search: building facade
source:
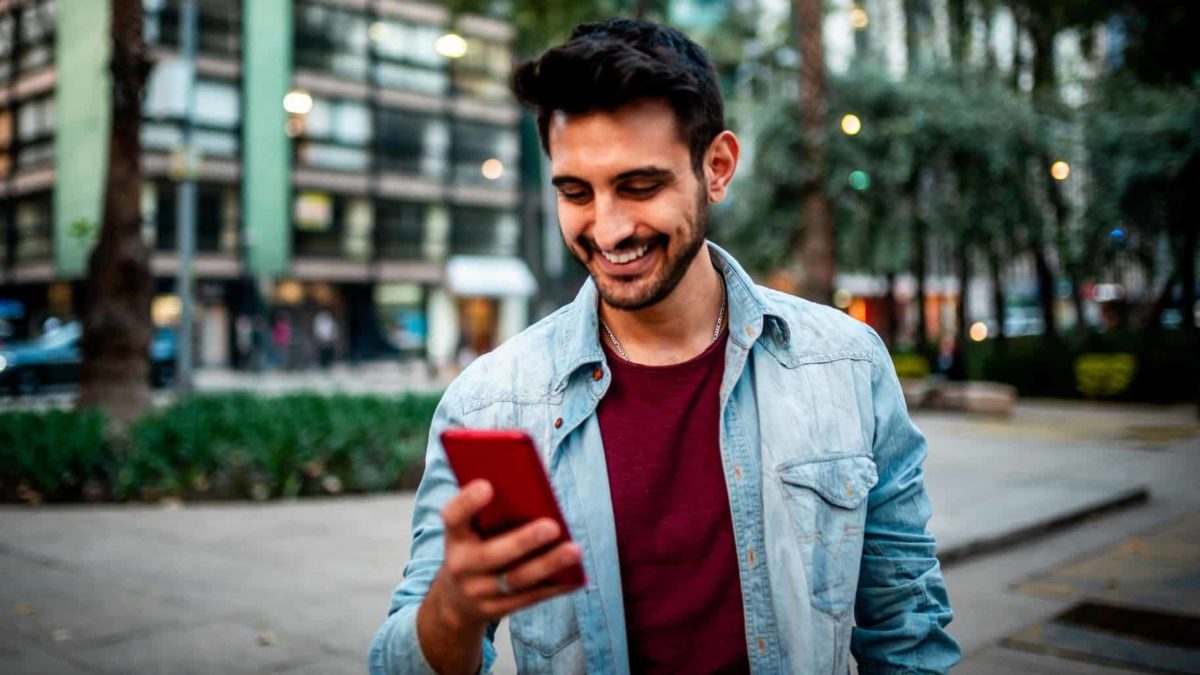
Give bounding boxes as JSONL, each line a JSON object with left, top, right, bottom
{"left": 0, "top": 0, "right": 536, "bottom": 370}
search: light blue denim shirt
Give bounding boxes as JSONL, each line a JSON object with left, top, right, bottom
{"left": 370, "top": 243, "right": 960, "bottom": 674}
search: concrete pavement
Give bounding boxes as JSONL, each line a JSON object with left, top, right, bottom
{"left": 1, "top": 400, "right": 1197, "bottom": 674}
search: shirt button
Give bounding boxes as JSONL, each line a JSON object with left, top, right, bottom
{"left": 757, "top": 637, "right": 766, "bottom": 655}
{"left": 592, "top": 368, "right": 603, "bottom": 381}
{"left": 845, "top": 482, "right": 854, "bottom": 497}
{"left": 744, "top": 326, "right": 754, "bottom": 337}
{"left": 734, "top": 464, "right": 743, "bottom": 480}
{"left": 554, "top": 417, "right": 563, "bottom": 429}
{"left": 747, "top": 548, "right": 756, "bottom": 566}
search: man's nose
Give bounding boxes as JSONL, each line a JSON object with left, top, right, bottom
{"left": 591, "top": 197, "right": 636, "bottom": 251}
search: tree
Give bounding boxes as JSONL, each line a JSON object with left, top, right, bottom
{"left": 792, "top": 0, "right": 835, "bottom": 305}
{"left": 77, "top": 0, "right": 154, "bottom": 426}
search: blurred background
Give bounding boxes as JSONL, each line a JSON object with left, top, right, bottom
{"left": 0, "top": 1, "right": 1197, "bottom": 674}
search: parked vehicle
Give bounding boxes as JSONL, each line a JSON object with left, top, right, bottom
{"left": 0, "top": 322, "right": 176, "bottom": 396}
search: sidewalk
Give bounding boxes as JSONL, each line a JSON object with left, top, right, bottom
{"left": 1, "top": 401, "right": 1197, "bottom": 674}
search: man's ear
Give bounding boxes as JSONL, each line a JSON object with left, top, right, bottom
{"left": 704, "top": 131, "right": 740, "bottom": 204}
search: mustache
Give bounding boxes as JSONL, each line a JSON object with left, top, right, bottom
{"left": 577, "top": 233, "right": 667, "bottom": 254}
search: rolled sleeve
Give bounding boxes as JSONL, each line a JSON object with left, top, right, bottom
{"left": 368, "top": 388, "right": 499, "bottom": 674}
{"left": 852, "top": 329, "right": 960, "bottom": 674}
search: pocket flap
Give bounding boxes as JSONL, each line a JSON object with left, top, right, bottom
{"left": 778, "top": 455, "right": 879, "bottom": 509}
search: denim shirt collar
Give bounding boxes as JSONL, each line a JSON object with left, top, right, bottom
{"left": 551, "top": 241, "right": 793, "bottom": 392}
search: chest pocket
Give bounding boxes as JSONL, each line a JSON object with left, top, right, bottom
{"left": 777, "top": 454, "right": 878, "bottom": 618}
{"left": 509, "top": 593, "right": 585, "bottom": 673}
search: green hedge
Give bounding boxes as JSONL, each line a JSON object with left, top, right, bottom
{"left": 0, "top": 393, "right": 441, "bottom": 504}
{"left": 964, "top": 329, "right": 1199, "bottom": 402}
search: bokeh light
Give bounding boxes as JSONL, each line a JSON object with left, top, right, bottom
{"left": 283, "top": 89, "right": 313, "bottom": 115}
{"left": 1050, "top": 160, "right": 1071, "bottom": 181}
{"left": 848, "top": 170, "right": 871, "bottom": 191}
{"left": 850, "top": 7, "right": 869, "bottom": 30}
{"left": 969, "top": 322, "right": 989, "bottom": 342}
{"left": 841, "top": 113, "right": 862, "bottom": 135}
{"left": 833, "top": 289, "right": 853, "bottom": 309}
{"left": 435, "top": 33, "right": 468, "bottom": 59}
{"left": 481, "top": 158, "right": 504, "bottom": 180}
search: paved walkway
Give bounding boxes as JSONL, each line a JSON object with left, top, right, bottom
{"left": 1, "top": 401, "right": 1197, "bottom": 674}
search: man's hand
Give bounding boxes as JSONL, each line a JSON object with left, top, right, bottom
{"left": 416, "top": 480, "right": 584, "bottom": 674}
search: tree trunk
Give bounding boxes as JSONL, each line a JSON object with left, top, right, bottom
{"left": 794, "top": 0, "right": 835, "bottom": 305}
{"left": 77, "top": 0, "right": 154, "bottom": 427}
{"left": 1031, "top": 244, "right": 1057, "bottom": 340}
{"left": 914, "top": 215, "right": 929, "bottom": 350}
{"left": 884, "top": 271, "right": 898, "bottom": 347}
{"left": 989, "top": 246, "right": 1007, "bottom": 353}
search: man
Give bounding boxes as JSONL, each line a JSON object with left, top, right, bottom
{"left": 371, "top": 18, "right": 959, "bottom": 674}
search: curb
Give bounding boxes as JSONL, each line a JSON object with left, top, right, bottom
{"left": 938, "top": 486, "right": 1151, "bottom": 567}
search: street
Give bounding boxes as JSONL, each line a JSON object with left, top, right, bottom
{"left": 1, "top": 400, "right": 1197, "bottom": 674}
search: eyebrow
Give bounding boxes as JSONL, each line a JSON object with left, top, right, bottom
{"left": 551, "top": 166, "right": 675, "bottom": 188}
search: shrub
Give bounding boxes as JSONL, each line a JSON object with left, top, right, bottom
{"left": 0, "top": 392, "right": 441, "bottom": 503}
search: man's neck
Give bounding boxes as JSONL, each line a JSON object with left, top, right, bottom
{"left": 599, "top": 247, "right": 725, "bottom": 366}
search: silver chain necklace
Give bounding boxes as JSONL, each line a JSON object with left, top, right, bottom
{"left": 600, "top": 278, "right": 726, "bottom": 362}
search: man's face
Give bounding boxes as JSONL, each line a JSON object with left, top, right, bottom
{"left": 548, "top": 99, "right": 709, "bottom": 311}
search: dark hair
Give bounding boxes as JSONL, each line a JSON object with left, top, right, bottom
{"left": 511, "top": 18, "right": 725, "bottom": 174}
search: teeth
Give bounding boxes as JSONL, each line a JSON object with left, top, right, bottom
{"left": 601, "top": 244, "right": 649, "bottom": 264}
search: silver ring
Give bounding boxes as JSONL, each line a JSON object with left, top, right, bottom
{"left": 497, "top": 572, "right": 513, "bottom": 595}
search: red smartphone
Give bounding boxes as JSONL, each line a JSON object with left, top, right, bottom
{"left": 440, "top": 429, "right": 586, "bottom": 588}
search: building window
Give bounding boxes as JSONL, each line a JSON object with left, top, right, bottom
{"left": 453, "top": 35, "right": 511, "bottom": 101}
{"left": 143, "top": 74, "right": 241, "bottom": 158}
{"left": 0, "top": 13, "right": 14, "bottom": 85}
{"left": 0, "top": 108, "right": 12, "bottom": 178}
{"left": 377, "top": 200, "right": 426, "bottom": 260}
{"left": 294, "top": 97, "right": 371, "bottom": 172}
{"left": 18, "top": 0, "right": 56, "bottom": 75}
{"left": 369, "top": 19, "right": 448, "bottom": 96}
{"left": 294, "top": 1, "right": 368, "bottom": 81}
{"left": 450, "top": 207, "right": 519, "bottom": 256}
{"left": 375, "top": 108, "right": 446, "bottom": 178}
{"left": 151, "top": 181, "right": 240, "bottom": 254}
{"left": 452, "top": 120, "right": 517, "bottom": 187}
{"left": 14, "top": 192, "right": 52, "bottom": 263}
{"left": 144, "top": 0, "right": 241, "bottom": 58}
{"left": 16, "top": 95, "right": 54, "bottom": 170}
{"left": 293, "top": 192, "right": 373, "bottom": 261}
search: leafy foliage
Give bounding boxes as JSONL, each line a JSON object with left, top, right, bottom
{"left": 0, "top": 393, "right": 441, "bottom": 503}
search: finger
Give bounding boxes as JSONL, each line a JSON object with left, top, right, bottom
{"left": 497, "top": 542, "right": 582, "bottom": 594}
{"left": 473, "top": 518, "right": 561, "bottom": 571}
{"left": 481, "top": 582, "right": 584, "bottom": 620}
{"left": 440, "top": 480, "right": 492, "bottom": 538}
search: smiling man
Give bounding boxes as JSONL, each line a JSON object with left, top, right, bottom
{"left": 370, "top": 18, "right": 959, "bottom": 675}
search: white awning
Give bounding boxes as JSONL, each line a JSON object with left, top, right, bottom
{"left": 446, "top": 256, "right": 538, "bottom": 298}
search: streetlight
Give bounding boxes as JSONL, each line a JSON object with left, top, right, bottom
{"left": 434, "top": 33, "right": 468, "bottom": 59}
{"left": 840, "top": 113, "right": 862, "bottom": 136}
{"left": 1050, "top": 160, "right": 1070, "bottom": 181}
{"left": 969, "top": 322, "right": 989, "bottom": 342}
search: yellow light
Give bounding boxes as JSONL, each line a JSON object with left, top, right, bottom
{"left": 283, "top": 89, "right": 313, "bottom": 115}
{"left": 840, "top": 113, "right": 862, "bottom": 136}
{"left": 435, "top": 33, "right": 468, "bottom": 59}
{"left": 850, "top": 7, "right": 869, "bottom": 30}
{"left": 481, "top": 158, "right": 504, "bottom": 180}
{"left": 152, "top": 294, "right": 182, "bottom": 326}
{"left": 1050, "top": 160, "right": 1070, "bottom": 181}
{"left": 833, "top": 288, "right": 853, "bottom": 309}
{"left": 969, "top": 321, "right": 989, "bottom": 342}
{"left": 276, "top": 281, "right": 304, "bottom": 305}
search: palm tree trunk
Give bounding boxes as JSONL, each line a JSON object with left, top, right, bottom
{"left": 77, "top": 0, "right": 153, "bottom": 426}
{"left": 794, "top": 0, "right": 835, "bottom": 305}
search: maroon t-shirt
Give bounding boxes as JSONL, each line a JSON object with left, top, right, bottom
{"left": 597, "top": 330, "right": 750, "bottom": 674}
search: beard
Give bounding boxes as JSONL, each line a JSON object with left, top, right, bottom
{"left": 568, "top": 186, "right": 710, "bottom": 312}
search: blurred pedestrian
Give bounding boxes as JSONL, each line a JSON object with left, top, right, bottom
{"left": 313, "top": 309, "right": 337, "bottom": 369}
{"left": 371, "top": 18, "right": 958, "bottom": 675}
{"left": 235, "top": 315, "right": 253, "bottom": 370}
{"left": 271, "top": 314, "right": 292, "bottom": 371}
